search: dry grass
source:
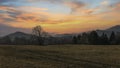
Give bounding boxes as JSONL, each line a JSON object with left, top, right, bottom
{"left": 0, "top": 45, "right": 120, "bottom": 68}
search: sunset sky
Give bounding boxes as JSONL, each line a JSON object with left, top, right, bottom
{"left": 0, "top": 0, "right": 120, "bottom": 36}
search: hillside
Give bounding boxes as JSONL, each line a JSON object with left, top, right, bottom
{"left": 96, "top": 25, "right": 120, "bottom": 36}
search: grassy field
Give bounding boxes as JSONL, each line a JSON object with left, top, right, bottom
{"left": 0, "top": 45, "right": 120, "bottom": 68}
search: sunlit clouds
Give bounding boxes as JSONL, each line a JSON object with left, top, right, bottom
{"left": 0, "top": 0, "right": 120, "bottom": 35}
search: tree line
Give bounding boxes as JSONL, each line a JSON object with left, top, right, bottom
{"left": 0, "top": 25, "right": 120, "bottom": 45}
{"left": 73, "top": 31, "right": 120, "bottom": 45}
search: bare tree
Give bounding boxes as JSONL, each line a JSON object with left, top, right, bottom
{"left": 32, "top": 25, "right": 45, "bottom": 45}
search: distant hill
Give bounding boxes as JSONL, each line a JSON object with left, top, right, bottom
{"left": 106, "top": 25, "right": 120, "bottom": 32}
{"left": 96, "top": 25, "right": 120, "bottom": 37}
{"left": 3, "top": 32, "right": 32, "bottom": 41}
{"left": 0, "top": 24, "right": 30, "bottom": 37}
{"left": 1, "top": 25, "right": 120, "bottom": 45}
{"left": 1, "top": 25, "right": 120, "bottom": 39}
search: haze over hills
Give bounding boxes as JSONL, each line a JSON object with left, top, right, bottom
{"left": 96, "top": 25, "right": 120, "bottom": 36}
{"left": 1, "top": 25, "right": 120, "bottom": 39}
{"left": 0, "top": 24, "right": 31, "bottom": 37}
{"left": 5, "top": 32, "right": 32, "bottom": 40}
{"left": 0, "top": 25, "right": 120, "bottom": 45}
{"left": 106, "top": 25, "right": 120, "bottom": 32}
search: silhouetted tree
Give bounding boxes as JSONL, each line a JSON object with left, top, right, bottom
{"left": 88, "top": 31, "right": 99, "bottom": 45}
{"left": 116, "top": 35, "right": 120, "bottom": 44}
{"left": 109, "top": 31, "right": 116, "bottom": 44}
{"left": 2, "top": 36, "right": 11, "bottom": 44}
{"left": 32, "top": 25, "right": 45, "bottom": 45}
{"left": 77, "top": 34, "right": 81, "bottom": 44}
{"left": 73, "top": 36, "right": 78, "bottom": 44}
{"left": 100, "top": 33, "right": 109, "bottom": 45}
{"left": 80, "top": 33, "right": 89, "bottom": 44}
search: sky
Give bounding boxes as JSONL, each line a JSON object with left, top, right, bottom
{"left": 0, "top": 0, "right": 120, "bottom": 36}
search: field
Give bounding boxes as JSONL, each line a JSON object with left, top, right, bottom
{"left": 0, "top": 45, "right": 120, "bottom": 68}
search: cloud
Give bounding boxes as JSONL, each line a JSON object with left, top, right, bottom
{"left": 27, "top": 0, "right": 87, "bottom": 14}
{"left": 0, "top": 0, "right": 120, "bottom": 34}
{"left": 112, "top": 2, "right": 120, "bottom": 11}
{"left": 65, "top": 1, "right": 86, "bottom": 14}
{"left": 0, "top": 6, "right": 23, "bottom": 23}
{"left": 80, "top": 8, "right": 101, "bottom": 15}
{"left": 0, "top": 0, "right": 16, "bottom": 3}
{"left": 0, "top": 6, "right": 50, "bottom": 23}
{"left": 0, "top": 5, "right": 77, "bottom": 30}
{"left": 0, "top": 6, "right": 15, "bottom": 11}
{"left": 28, "top": 0, "right": 63, "bottom": 3}
{"left": 19, "top": 6, "right": 48, "bottom": 12}
{"left": 1, "top": 3, "right": 119, "bottom": 30}
{"left": 101, "top": 0, "right": 109, "bottom": 6}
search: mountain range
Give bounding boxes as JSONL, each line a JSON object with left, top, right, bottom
{"left": 1, "top": 25, "right": 120, "bottom": 39}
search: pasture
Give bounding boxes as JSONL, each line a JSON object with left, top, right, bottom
{"left": 0, "top": 45, "right": 120, "bottom": 68}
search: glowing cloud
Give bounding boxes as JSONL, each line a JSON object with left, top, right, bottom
{"left": 0, "top": 0, "right": 120, "bottom": 35}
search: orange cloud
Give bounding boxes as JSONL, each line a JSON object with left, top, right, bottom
{"left": 0, "top": 4, "right": 120, "bottom": 34}
{"left": 64, "top": 1, "right": 86, "bottom": 14}
{"left": 101, "top": 0, "right": 109, "bottom": 6}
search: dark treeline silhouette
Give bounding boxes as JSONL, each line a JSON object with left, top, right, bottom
{"left": 0, "top": 25, "right": 120, "bottom": 45}
{"left": 73, "top": 31, "right": 120, "bottom": 45}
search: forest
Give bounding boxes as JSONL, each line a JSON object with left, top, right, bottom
{"left": 0, "top": 26, "right": 120, "bottom": 45}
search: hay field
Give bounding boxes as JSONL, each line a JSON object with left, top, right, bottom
{"left": 0, "top": 45, "right": 120, "bottom": 68}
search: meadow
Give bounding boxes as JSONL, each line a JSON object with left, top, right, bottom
{"left": 0, "top": 45, "right": 120, "bottom": 68}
